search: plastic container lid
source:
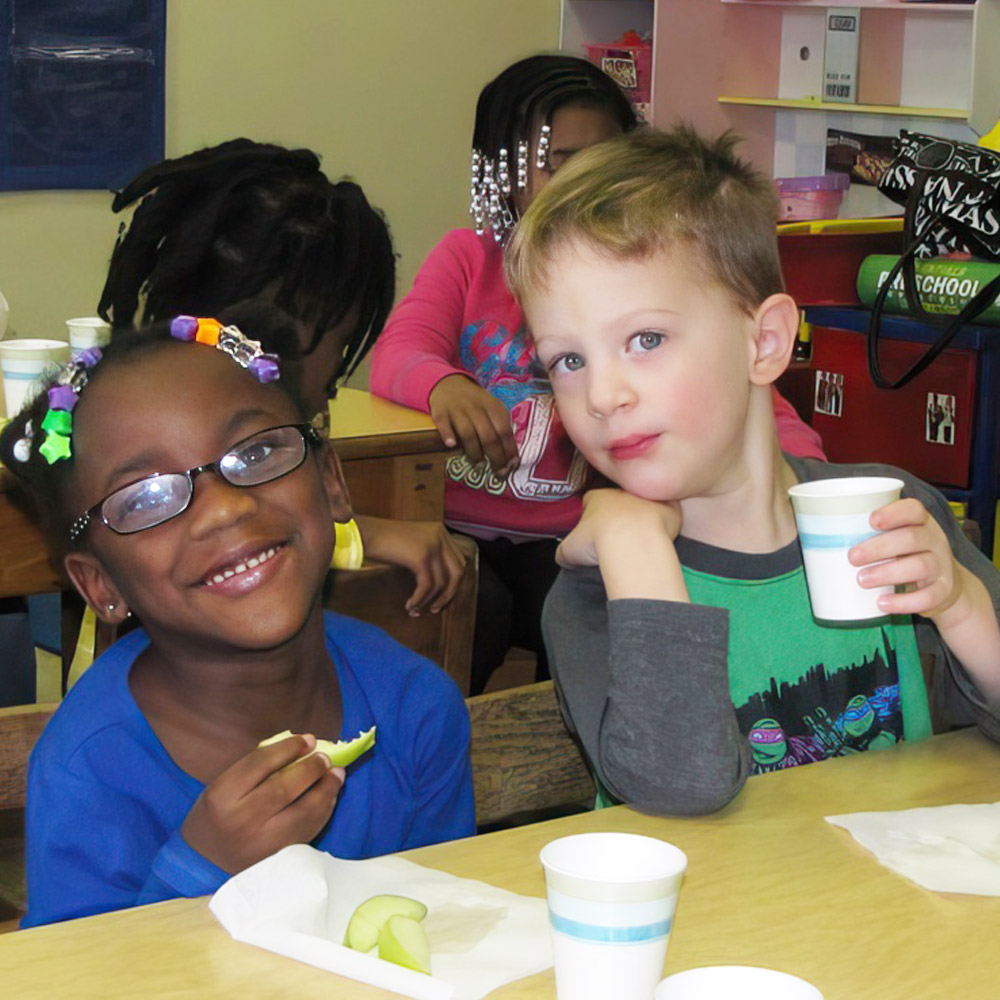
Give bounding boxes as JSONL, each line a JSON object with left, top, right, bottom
{"left": 775, "top": 173, "right": 850, "bottom": 193}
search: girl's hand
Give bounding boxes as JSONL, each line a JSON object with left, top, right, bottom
{"left": 558, "top": 489, "right": 682, "bottom": 569}
{"left": 428, "top": 374, "right": 519, "bottom": 478}
{"left": 181, "top": 734, "right": 344, "bottom": 875}
{"left": 357, "top": 515, "right": 468, "bottom": 615}
{"left": 849, "top": 498, "right": 963, "bottom": 619}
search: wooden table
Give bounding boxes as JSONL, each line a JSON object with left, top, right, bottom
{"left": 0, "top": 389, "right": 449, "bottom": 599}
{"left": 2, "top": 729, "right": 998, "bottom": 999}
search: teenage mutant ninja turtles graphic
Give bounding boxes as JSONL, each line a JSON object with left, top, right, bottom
{"left": 739, "top": 634, "right": 904, "bottom": 774}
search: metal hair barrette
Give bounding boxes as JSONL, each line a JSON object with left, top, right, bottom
{"left": 36, "top": 347, "right": 103, "bottom": 465}
{"left": 169, "top": 316, "right": 280, "bottom": 383}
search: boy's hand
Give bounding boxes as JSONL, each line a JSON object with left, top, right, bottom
{"left": 849, "top": 498, "right": 962, "bottom": 619}
{"left": 558, "top": 489, "right": 682, "bottom": 568}
{"left": 356, "top": 514, "right": 468, "bottom": 615}
{"left": 181, "top": 734, "right": 344, "bottom": 874}
{"left": 428, "top": 374, "right": 520, "bottom": 478}
{"left": 559, "top": 489, "right": 687, "bottom": 602}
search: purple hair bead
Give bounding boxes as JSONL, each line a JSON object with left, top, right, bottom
{"left": 170, "top": 315, "right": 199, "bottom": 342}
{"left": 48, "top": 385, "right": 79, "bottom": 412}
{"left": 250, "top": 355, "right": 280, "bottom": 383}
{"left": 77, "top": 346, "right": 103, "bottom": 368}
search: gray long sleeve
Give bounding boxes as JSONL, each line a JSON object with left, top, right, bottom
{"left": 543, "top": 568, "right": 750, "bottom": 815}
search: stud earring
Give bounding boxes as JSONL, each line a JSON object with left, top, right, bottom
{"left": 107, "top": 603, "right": 116, "bottom": 614}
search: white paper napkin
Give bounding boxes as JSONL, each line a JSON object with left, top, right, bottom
{"left": 826, "top": 801, "right": 1000, "bottom": 895}
{"left": 209, "top": 844, "right": 552, "bottom": 1000}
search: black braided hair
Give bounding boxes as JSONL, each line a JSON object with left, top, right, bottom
{"left": 97, "top": 138, "right": 395, "bottom": 386}
{"left": 473, "top": 54, "right": 639, "bottom": 220}
{"left": 0, "top": 308, "right": 310, "bottom": 562}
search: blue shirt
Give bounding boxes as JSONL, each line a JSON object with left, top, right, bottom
{"left": 24, "top": 612, "right": 475, "bottom": 927}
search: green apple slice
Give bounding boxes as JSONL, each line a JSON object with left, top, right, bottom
{"left": 344, "top": 894, "right": 428, "bottom": 952}
{"left": 378, "top": 914, "right": 432, "bottom": 975}
{"left": 258, "top": 726, "right": 377, "bottom": 767}
{"left": 316, "top": 726, "right": 377, "bottom": 767}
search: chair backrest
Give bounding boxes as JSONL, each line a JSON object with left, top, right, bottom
{"left": 0, "top": 703, "right": 57, "bottom": 812}
{"left": 325, "top": 533, "right": 478, "bottom": 695}
{"left": 0, "top": 703, "right": 57, "bottom": 928}
{"left": 465, "top": 680, "right": 595, "bottom": 829}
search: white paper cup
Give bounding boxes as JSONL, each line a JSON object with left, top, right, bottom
{"left": 788, "top": 477, "right": 904, "bottom": 625}
{"left": 0, "top": 338, "right": 71, "bottom": 418}
{"left": 540, "top": 832, "right": 687, "bottom": 1000}
{"left": 656, "top": 965, "right": 823, "bottom": 999}
{"left": 66, "top": 317, "right": 111, "bottom": 360}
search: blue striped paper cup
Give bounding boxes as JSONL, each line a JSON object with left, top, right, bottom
{"left": 66, "top": 317, "right": 111, "bottom": 362}
{"left": 0, "top": 338, "right": 70, "bottom": 418}
{"left": 540, "top": 833, "right": 687, "bottom": 1000}
{"left": 788, "top": 477, "right": 903, "bottom": 625}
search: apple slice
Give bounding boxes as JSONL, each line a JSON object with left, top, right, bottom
{"left": 379, "top": 914, "right": 432, "bottom": 975}
{"left": 258, "top": 726, "right": 377, "bottom": 767}
{"left": 344, "top": 894, "right": 428, "bottom": 953}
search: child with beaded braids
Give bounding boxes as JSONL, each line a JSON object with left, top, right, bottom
{"left": 0, "top": 314, "right": 474, "bottom": 927}
{"left": 97, "top": 138, "right": 467, "bottom": 616}
{"left": 370, "top": 54, "right": 826, "bottom": 694}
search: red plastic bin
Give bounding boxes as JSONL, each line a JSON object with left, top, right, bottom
{"left": 777, "top": 219, "right": 904, "bottom": 307}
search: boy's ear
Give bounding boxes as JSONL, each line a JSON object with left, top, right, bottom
{"left": 749, "top": 293, "right": 799, "bottom": 387}
{"left": 319, "top": 441, "right": 354, "bottom": 523}
{"left": 64, "top": 551, "right": 130, "bottom": 624}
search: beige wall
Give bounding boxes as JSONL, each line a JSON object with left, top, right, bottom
{"left": 0, "top": 0, "right": 559, "bottom": 360}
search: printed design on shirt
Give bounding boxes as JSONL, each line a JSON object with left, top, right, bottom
{"left": 449, "top": 321, "right": 587, "bottom": 501}
{"left": 736, "top": 628, "right": 903, "bottom": 774}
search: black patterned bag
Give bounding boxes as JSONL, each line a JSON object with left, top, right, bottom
{"left": 867, "top": 131, "right": 1000, "bottom": 388}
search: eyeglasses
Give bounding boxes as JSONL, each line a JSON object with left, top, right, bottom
{"left": 69, "top": 423, "right": 321, "bottom": 543}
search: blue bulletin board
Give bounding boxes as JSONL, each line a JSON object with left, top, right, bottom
{"left": 0, "top": 0, "right": 165, "bottom": 191}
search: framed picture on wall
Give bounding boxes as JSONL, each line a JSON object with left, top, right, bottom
{"left": 0, "top": 0, "right": 165, "bottom": 191}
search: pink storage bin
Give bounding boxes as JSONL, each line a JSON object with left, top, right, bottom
{"left": 583, "top": 42, "right": 652, "bottom": 106}
{"left": 775, "top": 174, "right": 849, "bottom": 222}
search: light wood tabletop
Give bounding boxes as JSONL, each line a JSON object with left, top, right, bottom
{"left": 2, "top": 728, "right": 998, "bottom": 999}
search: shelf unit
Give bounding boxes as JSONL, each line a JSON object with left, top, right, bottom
{"left": 559, "top": 1, "right": 656, "bottom": 115}
{"left": 650, "top": 0, "right": 999, "bottom": 176}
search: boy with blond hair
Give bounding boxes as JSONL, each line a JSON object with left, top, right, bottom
{"left": 505, "top": 127, "right": 1000, "bottom": 815}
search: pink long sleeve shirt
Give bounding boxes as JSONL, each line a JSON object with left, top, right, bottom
{"left": 370, "top": 229, "right": 826, "bottom": 541}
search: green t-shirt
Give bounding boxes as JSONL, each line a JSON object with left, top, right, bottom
{"left": 594, "top": 537, "right": 932, "bottom": 806}
{"left": 682, "top": 537, "right": 932, "bottom": 774}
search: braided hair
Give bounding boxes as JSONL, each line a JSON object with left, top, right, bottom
{"left": 97, "top": 138, "right": 395, "bottom": 387}
{"left": 470, "top": 55, "right": 639, "bottom": 240}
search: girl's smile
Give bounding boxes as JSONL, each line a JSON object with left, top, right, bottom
{"left": 199, "top": 541, "right": 285, "bottom": 592}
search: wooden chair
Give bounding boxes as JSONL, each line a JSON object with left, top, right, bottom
{"left": 0, "top": 702, "right": 57, "bottom": 931}
{"left": 465, "top": 680, "right": 595, "bottom": 830}
{"left": 324, "top": 533, "right": 478, "bottom": 694}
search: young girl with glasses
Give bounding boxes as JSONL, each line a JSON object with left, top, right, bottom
{"left": 0, "top": 314, "right": 474, "bottom": 928}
